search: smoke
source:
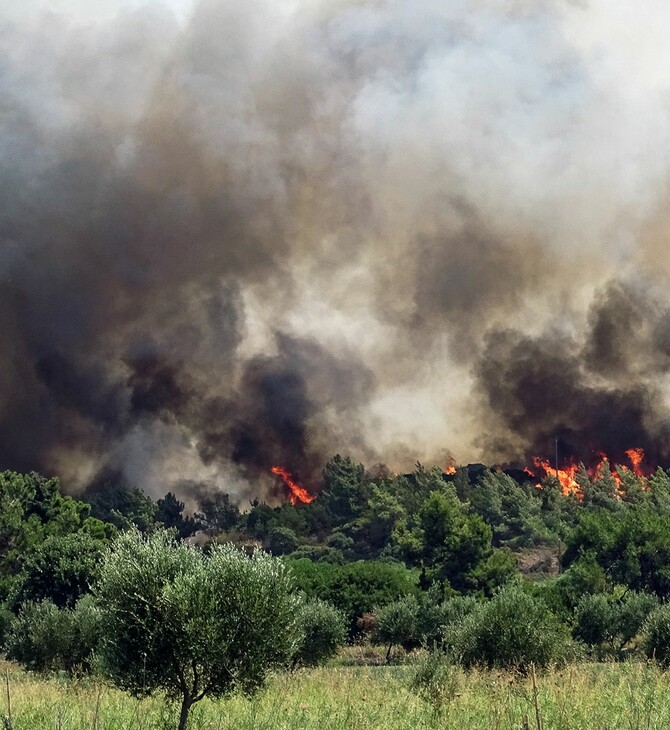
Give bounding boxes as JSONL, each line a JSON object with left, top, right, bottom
{"left": 2, "top": 0, "right": 670, "bottom": 499}
{"left": 476, "top": 280, "right": 670, "bottom": 467}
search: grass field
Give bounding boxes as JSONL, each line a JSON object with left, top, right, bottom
{"left": 1, "top": 657, "right": 670, "bottom": 729}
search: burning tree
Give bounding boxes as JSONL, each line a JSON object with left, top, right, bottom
{"left": 94, "top": 530, "right": 301, "bottom": 730}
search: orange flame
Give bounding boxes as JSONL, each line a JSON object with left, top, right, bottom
{"left": 529, "top": 448, "right": 649, "bottom": 497}
{"left": 533, "top": 457, "right": 580, "bottom": 495}
{"left": 444, "top": 465, "right": 457, "bottom": 475}
{"left": 626, "top": 447, "right": 645, "bottom": 477}
{"left": 271, "top": 466, "right": 315, "bottom": 505}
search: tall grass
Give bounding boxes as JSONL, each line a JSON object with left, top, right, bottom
{"left": 1, "top": 659, "right": 670, "bottom": 729}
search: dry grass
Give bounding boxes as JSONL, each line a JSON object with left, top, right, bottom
{"left": 1, "top": 658, "right": 670, "bottom": 729}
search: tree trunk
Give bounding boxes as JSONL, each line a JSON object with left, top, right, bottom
{"left": 177, "top": 694, "right": 192, "bottom": 730}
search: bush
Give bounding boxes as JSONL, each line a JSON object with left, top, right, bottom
{"left": 373, "top": 595, "right": 419, "bottom": 660}
{"left": 429, "top": 595, "right": 480, "bottom": 653}
{"left": 287, "top": 558, "right": 418, "bottom": 635}
{"left": 643, "top": 604, "right": 670, "bottom": 666}
{"left": 12, "top": 533, "right": 104, "bottom": 609}
{"left": 618, "top": 592, "right": 659, "bottom": 650}
{"left": 573, "top": 593, "right": 612, "bottom": 648}
{"left": 267, "top": 526, "right": 300, "bottom": 556}
{"left": 574, "top": 591, "right": 658, "bottom": 655}
{"left": 455, "top": 584, "right": 572, "bottom": 670}
{"left": 409, "top": 651, "right": 460, "bottom": 713}
{"left": 0, "top": 605, "right": 14, "bottom": 650}
{"left": 293, "top": 599, "right": 346, "bottom": 666}
{"left": 6, "top": 596, "right": 101, "bottom": 675}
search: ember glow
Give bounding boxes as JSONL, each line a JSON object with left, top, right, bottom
{"left": 271, "top": 466, "right": 315, "bottom": 505}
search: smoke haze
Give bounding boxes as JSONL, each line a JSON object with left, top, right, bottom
{"left": 2, "top": 0, "right": 670, "bottom": 499}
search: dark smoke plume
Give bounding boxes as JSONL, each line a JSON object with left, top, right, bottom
{"left": 2, "top": 1, "right": 670, "bottom": 499}
{"left": 476, "top": 281, "right": 670, "bottom": 468}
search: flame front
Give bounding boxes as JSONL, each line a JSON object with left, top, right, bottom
{"left": 529, "top": 448, "right": 650, "bottom": 496}
{"left": 533, "top": 457, "right": 580, "bottom": 495}
{"left": 271, "top": 466, "right": 315, "bottom": 505}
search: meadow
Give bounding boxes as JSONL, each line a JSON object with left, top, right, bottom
{"left": 2, "top": 657, "right": 670, "bottom": 730}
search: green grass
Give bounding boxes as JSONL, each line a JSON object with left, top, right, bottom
{"left": 2, "top": 658, "right": 670, "bottom": 729}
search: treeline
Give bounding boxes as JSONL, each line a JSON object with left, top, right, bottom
{"left": 5, "top": 459, "right": 670, "bottom": 624}
{"left": 3, "top": 458, "right": 670, "bottom": 725}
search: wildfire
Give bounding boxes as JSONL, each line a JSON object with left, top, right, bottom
{"left": 443, "top": 456, "right": 458, "bottom": 475}
{"left": 529, "top": 448, "right": 650, "bottom": 496}
{"left": 626, "top": 447, "right": 645, "bottom": 478}
{"left": 271, "top": 466, "right": 315, "bottom": 505}
{"left": 533, "top": 457, "right": 580, "bottom": 495}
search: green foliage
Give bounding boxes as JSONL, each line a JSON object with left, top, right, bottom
{"left": 343, "top": 485, "right": 405, "bottom": 556}
{"left": 420, "top": 488, "right": 494, "bottom": 592}
{"left": 470, "top": 470, "right": 556, "bottom": 548}
{"left": 6, "top": 596, "right": 102, "bottom": 675}
{"left": 155, "top": 492, "right": 198, "bottom": 538}
{"left": 0, "top": 471, "right": 115, "bottom": 601}
{"left": 563, "top": 508, "right": 670, "bottom": 597}
{"left": 320, "top": 455, "right": 369, "bottom": 527}
{"left": 573, "top": 593, "right": 612, "bottom": 647}
{"left": 245, "top": 502, "right": 275, "bottom": 540}
{"left": 643, "top": 604, "right": 670, "bottom": 667}
{"left": 95, "top": 530, "right": 300, "bottom": 730}
{"left": 12, "top": 532, "right": 105, "bottom": 609}
{"left": 617, "top": 591, "right": 659, "bottom": 649}
{"left": 373, "top": 595, "right": 420, "bottom": 659}
{"left": 574, "top": 589, "right": 657, "bottom": 655}
{"left": 579, "top": 461, "right": 621, "bottom": 511}
{"left": 194, "top": 491, "right": 240, "bottom": 535}
{"left": 469, "top": 549, "right": 518, "bottom": 597}
{"left": 84, "top": 480, "right": 157, "bottom": 532}
{"left": 0, "top": 604, "right": 14, "bottom": 649}
{"left": 267, "top": 526, "right": 300, "bottom": 556}
{"left": 293, "top": 599, "right": 346, "bottom": 667}
{"left": 287, "top": 558, "right": 418, "bottom": 634}
{"left": 409, "top": 651, "right": 460, "bottom": 713}
{"left": 529, "top": 556, "right": 610, "bottom": 621}
{"left": 454, "top": 584, "right": 572, "bottom": 670}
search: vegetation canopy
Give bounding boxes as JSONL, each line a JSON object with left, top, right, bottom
{"left": 94, "top": 530, "right": 301, "bottom": 730}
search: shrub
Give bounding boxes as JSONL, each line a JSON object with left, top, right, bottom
{"left": 373, "top": 595, "right": 420, "bottom": 660}
{"left": 643, "top": 604, "right": 670, "bottom": 666}
{"left": 6, "top": 596, "right": 101, "bottom": 675}
{"left": 415, "top": 591, "right": 478, "bottom": 649}
{"left": 267, "top": 526, "right": 300, "bottom": 556}
{"left": 293, "top": 599, "right": 346, "bottom": 666}
{"left": 574, "top": 591, "right": 658, "bottom": 655}
{"left": 409, "top": 651, "right": 460, "bottom": 713}
{"left": 12, "top": 533, "right": 104, "bottom": 609}
{"left": 573, "top": 593, "right": 612, "bottom": 648}
{"left": 287, "top": 558, "right": 418, "bottom": 635}
{"left": 0, "top": 606, "right": 14, "bottom": 650}
{"left": 455, "top": 584, "right": 572, "bottom": 670}
{"left": 617, "top": 592, "right": 659, "bottom": 650}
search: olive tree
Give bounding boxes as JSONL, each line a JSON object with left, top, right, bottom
{"left": 293, "top": 599, "right": 346, "bottom": 666}
{"left": 94, "top": 530, "right": 301, "bottom": 730}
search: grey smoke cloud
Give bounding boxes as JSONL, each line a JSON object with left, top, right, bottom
{"left": 2, "top": 0, "right": 670, "bottom": 499}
